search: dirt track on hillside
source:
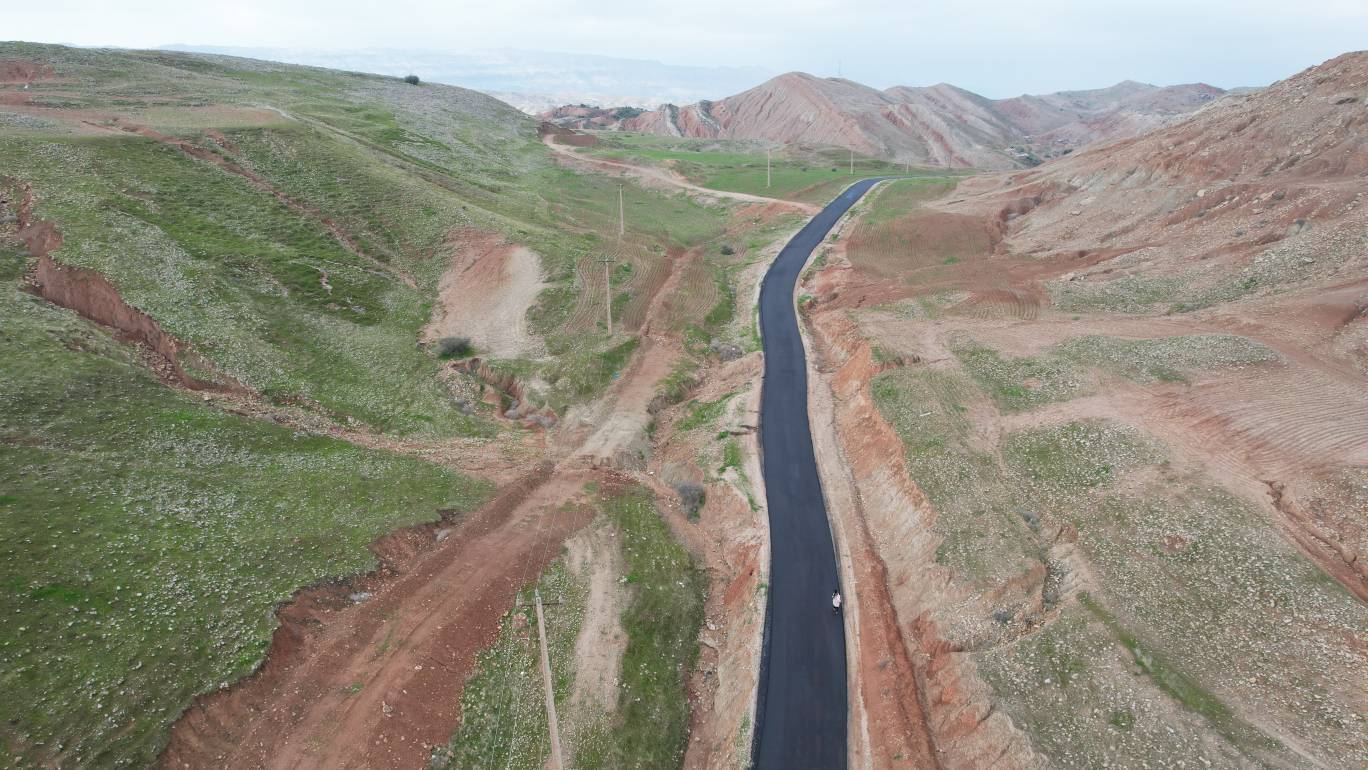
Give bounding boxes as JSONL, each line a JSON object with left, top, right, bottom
{"left": 542, "top": 134, "right": 819, "bottom": 214}
{"left": 159, "top": 465, "right": 606, "bottom": 769}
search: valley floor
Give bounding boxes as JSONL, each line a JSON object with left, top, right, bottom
{"left": 4, "top": 40, "right": 1365, "bottom": 770}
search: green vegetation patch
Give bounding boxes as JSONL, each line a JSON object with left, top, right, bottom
{"left": 574, "top": 486, "right": 705, "bottom": 769}
{"left": 1054, "top": 334, "right": 1280, "bottom": 383}
{"left": 1078, "top": 594, "right": 1248, "bottom": 741}
{"left": 1002, "top": 420, "right": 1159, "bottom": 495}
{"left": 860, "top": 177, "right": 958, "bottom": 227}
{"left": 1048, "top": 274, "right": 1187, "bottom": 314}
{"left": 675, "top": 391, "right": 738, "bottom": 432}
{"left": 433, "top": 558, "right": 587, "bottom": 769}
{"left": 586, "top": 134, "right": 918, "bottom": 204}
{"left": 953, "top": 342, "right": 1089, "bottom": 412}
{"left": 0, "top": 133, "right": 492, "bottom": 437}
{"left": 872, "top": 360, "right": 1367, "bottom": 766}
{"left": 870, "top": 368, "right": 1039, "bottom": 584}
{"left": 0, "top": 287, "right": 490, "bottom": 768}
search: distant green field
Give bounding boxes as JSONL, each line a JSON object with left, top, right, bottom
{"left": 585, "top": 133, "right": 934, "bottom": 203}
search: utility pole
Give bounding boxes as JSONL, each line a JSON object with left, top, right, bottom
{"left": 533, "top": 588, "right": 565, "bottom": 770}
{"left": 849, "top": 148, "right": 854, "bottom": 175}
{"left": 599, "top": 252, "right": 614, "bottom": 335}
{"left": 766, "top": 147, "right": 772, "bottom": 188}
{"left": 618, "top": 184, "right": 625, "bottom": 239}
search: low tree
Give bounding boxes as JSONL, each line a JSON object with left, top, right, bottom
{"left": 435, "top": 336, "right": 472, "bottom": 359}
{"left": 675, "top": 482, "right": 706, "bottom": 520}
{"left": 403, "top": 74, "right": 420, "bottom": 85}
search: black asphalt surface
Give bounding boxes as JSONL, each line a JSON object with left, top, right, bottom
{"left": 753, "top": 178, "right": 887, "bottom": 770}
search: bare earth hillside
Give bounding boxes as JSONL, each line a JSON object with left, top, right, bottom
{"left": 543, "top": 72, "right": 1225, "bottom": 169}
{"left": 799, "top": 51, "right": 1367, "bottom": 767}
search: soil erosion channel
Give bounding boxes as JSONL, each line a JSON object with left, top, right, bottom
{"left": 754, "top": 177, "right": 886, "bottom": 769}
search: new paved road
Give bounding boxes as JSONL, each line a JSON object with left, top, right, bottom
{"left": 753, "top": 178, "right": 887, "bottom": 769}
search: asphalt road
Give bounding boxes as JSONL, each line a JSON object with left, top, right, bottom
{"left": 753, "top": 177, "right": 887, "bottom": 770}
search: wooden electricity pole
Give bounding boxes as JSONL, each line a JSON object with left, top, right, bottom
{"left": 599, "top": 252, "right": 614, "bottom": 335}
{"left": 533, "top": 588, "right": 565, "bottom": 770}
{"left": 849, "top": 148, "right": 854, "bottom": 175}
{"left": 618, "top": 184, "right": 625, "bottom": 239}
{"left": 766, "top": 147, "right": 772, "bottom": 188}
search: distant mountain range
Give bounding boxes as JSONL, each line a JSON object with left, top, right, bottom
{"left": 159, "top": 45, "right": 771, "bottom": 112}
{"left": 543, "top": 72, "right": 1228, "bottom": 169}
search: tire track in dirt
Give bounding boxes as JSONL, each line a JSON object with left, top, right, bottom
{"left": 543, "top": 134, "right": 818, "bottom": 214}
{"left": 159, "top": 464, "right": 605, "bottom": 769}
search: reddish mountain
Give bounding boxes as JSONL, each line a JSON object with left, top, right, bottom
{"left": 541, "top": 72, "right": 1226, "bottom": 169}
{"left": 946, "top": 50, "right": 1368, "bottom": 270}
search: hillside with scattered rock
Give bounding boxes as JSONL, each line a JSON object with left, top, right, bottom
{"left": 795, "top": 49, "right": 1368, "bottom": 768}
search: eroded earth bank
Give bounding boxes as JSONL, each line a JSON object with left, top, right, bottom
{"left": 799, "top": 52, "right": 1367, "bottom": 769}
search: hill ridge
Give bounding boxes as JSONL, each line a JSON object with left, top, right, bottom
{"left": 543, "top": 71, "right": 1228, "bottom": 168}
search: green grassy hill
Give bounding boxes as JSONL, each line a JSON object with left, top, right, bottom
{"left": 0, "top": 42, "right": 732, "bottom": 766}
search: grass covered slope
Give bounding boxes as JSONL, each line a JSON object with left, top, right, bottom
{"left": 435, "top": 483, "right": 703, "bottom": 769}
{"left": 582, "top": 133, "right": 921, "bottom": 204}
{"left": 0, "top": 42, "right": 734, "bottom": 766}
{"left": 1, "top": 42, "right": 732, "bottom": 427}
{"left": 0, "top": 255, "right": 489, "bottom": 766}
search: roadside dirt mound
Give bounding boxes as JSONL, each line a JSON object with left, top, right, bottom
{"left": 424, "top": 228, "right": 546, "bottom": 359}
{"left": 645, "top": 351, "right": 769, "bottom": 770}
{"left": 159, "top": 464, "right": 604, "bottom": 770}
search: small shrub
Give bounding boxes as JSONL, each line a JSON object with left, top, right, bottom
{"left": 1109, "top": 709, "right": 1135, "bottom": 731}
{"left": 403, "top": 74, "right": 420, "bottom": 85}
{"left": 436, "top": 336, "right": 472, "bottom": 359}
{"left": 719, "top": 244, "right": 735, "bottom": 256}
{"left": 675, "top": 482, "right": 705, "bottom": 520}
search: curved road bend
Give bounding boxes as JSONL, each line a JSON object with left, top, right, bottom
{"left": 753, "top": 178, "right": 888, "bottom": 770}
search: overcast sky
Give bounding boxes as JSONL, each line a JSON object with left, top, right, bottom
{"left": 8, "top": 0, "right": 1367, "bottom": 97}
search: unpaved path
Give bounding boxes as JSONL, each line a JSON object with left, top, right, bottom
{"left": 160, "top": 136, "right": 803, "bottom": 769}
{"left": 564, "top": 522, "right": 628, "bottom": 718}
{"left": 160, "top": 466, "right": 599, "bottom": 769}
{"left": 543, "top": 135, "right": 818, "bottom": 215}
{"left": 162, "top": 243, "right": 711, "bottom": 770}
{"left": 575, "top": 333, "right": 679, "bottom": 467}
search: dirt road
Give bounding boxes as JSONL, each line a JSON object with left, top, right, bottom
{"left": 542, "top": 134, "right": 819, "bottom": 214}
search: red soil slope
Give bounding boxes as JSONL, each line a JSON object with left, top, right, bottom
{"left": 543, "top": 72, "right": 1224, "bottom": 169}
